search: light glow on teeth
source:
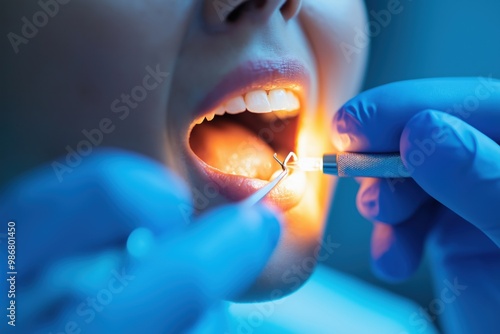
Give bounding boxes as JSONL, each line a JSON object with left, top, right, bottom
{"left": 215, "top": 105, "right": 225, "bottom": 116}
{"left": 196, "top": 89, "right": 301, "bottom": 124}
{"left": 245, "top": 90, "right": 272, "bottom": 113}
{"left": 269, "top": 89, "right": 288, "bottom": 111}
{"left": 225, "top": 96, "right": 246, "bottom": 114}
{"left": 262, "top": 108, "right": 300, "bottom": 122}
{"left": 286, "top": 91, "right": 300, "bottom": 111}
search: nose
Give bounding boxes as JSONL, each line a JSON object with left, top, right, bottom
{"left": 205, "top": 0, "right": 302, "bottom": 31}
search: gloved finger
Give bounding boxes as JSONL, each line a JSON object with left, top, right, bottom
{"left": 401, "top": 110, "right": 500, "bottom": 246}
{"left": 370, "top": 202, "right": 437, "bottom": 282}
{"left": 0, "top": 149, "right": 193, "bottom": 279}
{"left": 90, "top": 204, "right": 281, "bottom": 334}
{"left": 332, "top": 77, "right": 500, "bottom": 152}
{"left": 428, "top": 210, "right": 500, "bottom": 334}
{"left": 357, "top": 177, "right": 430, "bottom": 225}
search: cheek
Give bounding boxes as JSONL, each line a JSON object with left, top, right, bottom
{"left": 301, "top": 0, "right": 368, "bottom": 116}
{"left": 53, "top": 1, "right": 191, "bottom": 83}
{"left": 7, "top": 1, "right": 193, "bottom": 78}
{"left": 3, "top": 1, "right": 194, "bottom": 164}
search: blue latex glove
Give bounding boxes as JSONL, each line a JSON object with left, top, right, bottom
{"left": 332, "top": 78, "right": 500, "bottom": 334}
{"left": 0, "top": 149, "right": 280, "bottom": 333}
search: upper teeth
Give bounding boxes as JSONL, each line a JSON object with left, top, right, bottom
{"left": 195, "top": 89, "right": 301, "bottom": 124}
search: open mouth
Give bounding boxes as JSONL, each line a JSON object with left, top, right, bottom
{"left": 190, "top": 88, "right": 300, "bottom": 180}
{"left": 187, "top": 60, "right": 310, "bottom": 211}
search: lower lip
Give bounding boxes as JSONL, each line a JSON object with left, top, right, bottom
{"left": 195, "top": 160, "right": 307, "bottom": 212}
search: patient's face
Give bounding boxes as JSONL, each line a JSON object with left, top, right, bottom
{"left": 2, "top": 0, "right": 367, "bottom": 300}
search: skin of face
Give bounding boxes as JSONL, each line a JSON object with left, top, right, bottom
{"left": 1, "top": 0, "right": 367, "bottom": 300}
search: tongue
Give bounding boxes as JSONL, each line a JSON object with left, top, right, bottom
{"left": 190, "top": 119, "right": 278, "bottom": 180}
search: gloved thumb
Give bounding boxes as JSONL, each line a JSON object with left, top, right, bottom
{"left": 400, "top": 110, "right": 500, "bottom": 246}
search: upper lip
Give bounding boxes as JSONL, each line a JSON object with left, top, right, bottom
{"left": 187, "top": 58, "right": 311, "bottom": 211}
{"left": 192, "top": 58, "right": 311, "bottom": 121}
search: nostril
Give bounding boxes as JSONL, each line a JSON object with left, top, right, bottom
{"left": 209, "top": 0, "right": 301, "bottom": 28}
{"left": 280, "top": 0, "right": 301, "bottom": 21}
{"left": 227, "top": 1, "right": 252, "bottom": 23}
{"left": 254, "top": 0, "right": 267, "bottom": 8}
{"left": 226, "top": 0, "right": 267, "bottom": 23}
{"left": 280, "top": 1, "right": 292, "bottom": 15}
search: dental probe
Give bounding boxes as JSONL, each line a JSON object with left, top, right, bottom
{"left": 287, "top": 153, "right": 411, "bottom": 178}
{"left": 240, "top": 153, "right": 297, "bottom": 207}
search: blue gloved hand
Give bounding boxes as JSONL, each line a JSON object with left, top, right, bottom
{"left": 0, "top": 149, "right": 281, "bottom": 334}
{"left": 332, "top": 78, "right": 500, "bottom": 334}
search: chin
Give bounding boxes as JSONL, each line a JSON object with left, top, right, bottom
{"left": 182, "top": 57, "right": 336, "bottom": 302}
{"left": 235, "top": 169, "right": 335, "bottom": 302}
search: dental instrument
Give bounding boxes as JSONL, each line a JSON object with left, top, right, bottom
{"left": 241, "top": 152, "right": 410, "bottom": 207}
{"left": 240, "top": 152, "right": 298, "bottom": 207}
{"left": 287, "top": 153, "right": 411, "bottom": 178}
